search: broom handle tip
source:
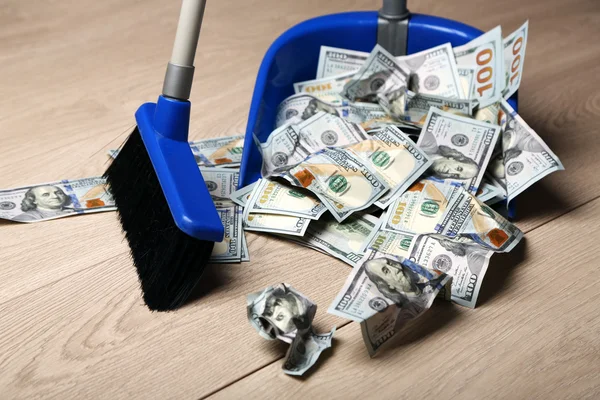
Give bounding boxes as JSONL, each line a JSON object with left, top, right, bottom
{"left": 171, "top": 0, "right": 207, "bottom": 67}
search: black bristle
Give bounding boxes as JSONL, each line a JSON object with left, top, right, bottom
{"left": 104, "top": 128, "right": 214, "bottom": 311}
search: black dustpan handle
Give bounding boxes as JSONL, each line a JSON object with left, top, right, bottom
{"left": 162, "top": 0, "right": 207, "bottom": 101}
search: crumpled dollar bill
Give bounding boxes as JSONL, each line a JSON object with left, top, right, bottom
{"left": 417, "top": 107, "right": 501, "bottom": 195}
{"left": 344, "top": 125, "right": 432, "bottom": 208}
{"left": 341, "top": 45, "right": 410, "bottom": 102}
{"left": 382, "top": 178, "right": 523, "bottom": 252}
{"left": 487, "top": 99, "right": 564, "bottom": 205}
{"left": 328, "top": 255, "right": 450, "bottom": 356}
{"left": 276, "top": 147, "right": 390, "bottom": 222}
{"left": 247, "top": 283, "right": 335, "bottom": 375}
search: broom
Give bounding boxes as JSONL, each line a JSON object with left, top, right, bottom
{"left": 104, "top": 0, "right": 224, "bottom": 311}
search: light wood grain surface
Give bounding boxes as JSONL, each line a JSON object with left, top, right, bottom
{"left": 0, "top": 0, "right": 599, "bottom": 399}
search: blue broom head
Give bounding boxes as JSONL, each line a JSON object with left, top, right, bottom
{"left": 136, "top": 95, "right": 224, "bottom": 242}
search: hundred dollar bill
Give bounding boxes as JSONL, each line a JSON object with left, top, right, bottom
{"left": 453, "top": 26, "right": 503, "bottom": 108}
{"left": 317, "top": 44, "right": 463, "bottom": 99}
{"left": 437, "top": 184, "right": 523, "bottom": 252}
{"left": 281, "top": 213, "right": 379, "bottom": 267}
{"left": 247, "top": 283, "right": 317, "bottom": 343}
{"left": 279, "top": 147, "right": 389, "bottom": 222}
{"left": 341, "top": 45, "right": 410, "bottom": 102}
{"left": 245, "top": 178, "right": 327, "bottom": 220}
{"left": 296, "top": 111, "right": 368, "bottom": 153}
{"left": 383, "top": 179, "right": 522, "bottom": 252}
{"left": 200, "top": 167, "right": 239, "bottom": 200}
{"left": 328, "top": 256, "right": 450, "bottom": 356}
{"left": 344, "top": 125, "right": 432, "bottom": 208}
{"left": 229, "top": 182, "right": 257, "bottom": 207}
{"left": 108, "top": 135, "right": 244, "bottom": 168}
{"left": 293, "top": 71, "right": 355, "bottom": 104}
{"left": 282, "top": 327, "right": 335, "bottom": 376}
{"left": 398, "top": 43, "right": 463, "bottom": 98}
{"left": 190, "top": 135, "right": 244, "bottom": 167}
{"left": 210, "top": 205, "right": 242, "bottom": 262}
{"left": 243, "top": 212, "right": 311, "bottom": 237}
{"left": 363, "top": 229, "right": 455, "bottom": 301}
{"left": 0, "top": 177, "right": 115, "bottom": 223}
{"left": 382, "top": 179, "right": 461, "bottom": 233}
{"left": 417, "top": 107, "right": 501, "bottom": 194}
{"left": 275, "top": 94, "right": 341, "bottom": 128}
{"left": 502, "top": 21, "right": 529, "bottom": 100}
{"left": 493, "top": 99, "right": 564, "bottom": 203}
{"left": 458, "top": 66, "right": 476, "bottom": 100}
{"left": 407, "top": 234, "right": 493, "bottom": 308}
{"left": 316, "top": 46, "right": 369, "bottom": 78}
{"left": 387, "top": 90, "right": 475, "bottom": 127}
{"left": 259, "top": 123, "right": 311, "bottom": 177}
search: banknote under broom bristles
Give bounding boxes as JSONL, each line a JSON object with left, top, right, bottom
{"left": 103, "top": 128, "right": 214, "bottom": 311}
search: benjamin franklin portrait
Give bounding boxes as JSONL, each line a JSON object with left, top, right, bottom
{"left": 364, "top": 258, "right": 422, "bottom": 306}
{"left": 13, "top": 185, "right": 74, "bottom": 222}
{"left": 363, "top": 257, "right": 440, "bottom": 328}
{"left": 262, "top": 284, "right": 311, "bottom": 335}
{"left": 419, "top": 130, "right": 480, "bottom": 181}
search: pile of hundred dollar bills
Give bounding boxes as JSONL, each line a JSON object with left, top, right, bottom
{"left": 238, "top": 21, "right": 564, "bottom": 360}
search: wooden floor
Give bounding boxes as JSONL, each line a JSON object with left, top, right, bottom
{"left": 1, "top": 0, "right": 599, "bottom": 398}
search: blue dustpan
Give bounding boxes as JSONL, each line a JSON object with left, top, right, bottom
{"left": 238, "top": 8, "right": 518, "bottom": 218}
